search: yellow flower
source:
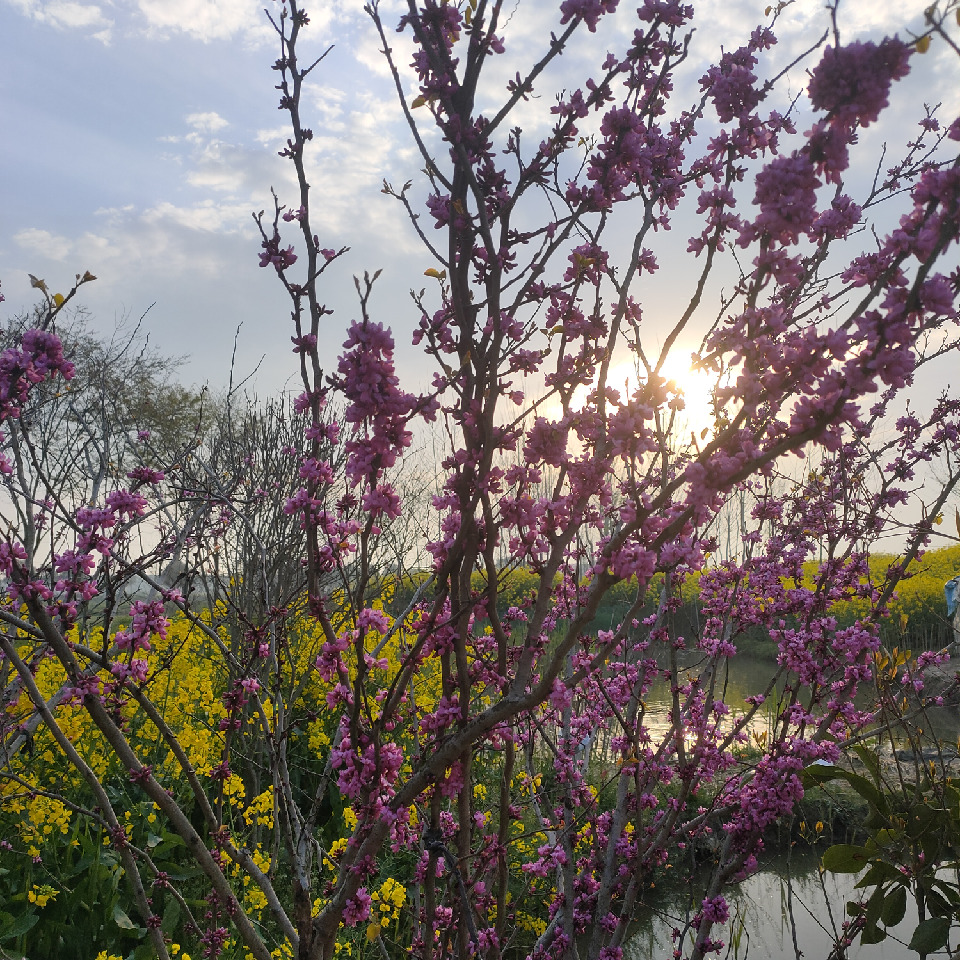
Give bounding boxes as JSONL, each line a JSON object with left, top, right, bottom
{"left": 244, "top": 787, "right": 275, "bottom": 829}
{"left": 370, "top": 876, "right": 406, "bottom": 927}
{"left": 27, "top": 885, "right": 58, "bottom": 908}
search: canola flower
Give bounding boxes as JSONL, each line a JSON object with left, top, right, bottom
{"left": 371, "top": 876, "right": 406, "bottom": 928}
{"left": 3, "top": 599, "right": 548, "bottom": 958}
{"left": 27, "top": 884, "right": 58, "bottom": 908}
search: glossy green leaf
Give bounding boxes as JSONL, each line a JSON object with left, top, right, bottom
{"left": 856, "top": 862, "right": 902, "bottom": 888}
{"left": 0, "top": 912, "right": 39, "bottom": 942}
{"left": 801, "top": 765, "right": 885, "bottom": 810}
{"left": 881, "top": 887, "right": 907, "bottom": 927}
{"left": 852, "top": 745, "right": 882, "bottom": 782}
{"left": 822, "top": 844, "right": 870, "bottom": 874}
{"left": 930, "top": 878, "right": 960, "bottom": 907}
{"left": 865, "top": 887, "right": 885, "bottom": 927}
{"left": 113, "top": 904, "right": 137, "bottom": 930}
{"left": 160, "top": 899, "right": 181, "bottom": 934}
{"left": 908, "top": 917, "right": 950, "bottom": 954}
{"left": 922, "top": 887, "right": 952, "bottom": 918}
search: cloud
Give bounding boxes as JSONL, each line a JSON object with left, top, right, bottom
{"left": 252, "top": 91, "right": 417, "bottom": 246}
{"left": 5, "top": 0, "right": 272, "bottom": 44}
{"left": 304, "top": 86, "right": 348, "bottom": 132}
{"left": 14, "top": 228, "right": 73, "bottom": 261}
{"left": 9, "top": 202, "right": 257, "bottom": 299}
{"left": 140, "top": 199, "right": 251, "bottom": 234}
{"left": 186, "top": 111, "right": 229, "bottom": 133}
{"left": 186, "top": 164, "right": 246, "bottom": 194}
{"left": 129, "top": 0, "right": 362, "bottom": 45}
{"left": 159, "top": 113, "right": 279, "bottom": 196}
{"left": 45, "top": 0, "right": 108, "bottom": 29}
{"left": 133, "top": 0, "right": 268, "bottom": 44}
{"left": 6, "top": 0, "right": 113, "bottom": 39}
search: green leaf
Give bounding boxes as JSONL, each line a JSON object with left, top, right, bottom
{"left": 908, "top": 917, "right": 950, "bottom": 954}
{"left": 856, "top": 862, "right": 903, "bottom": 888}
{"left": 0, "top": 912, "right": 39, "bottom": 941}
{"left": 861, "top": 922, "right": 887, "bottom": 945}
{"left": 863, "top": 808, "right": 888, "bottom": 831}
{"left": 822, "top": 844, "right": 871, "bottom": 874}
{"left": 922, "top": 887, "right": 952, "bottom": 918}
{"left": 865, "top": 887, "right": 885, "bottom": 928}
{"left": 160, "top": 899, "right": 181, "bottom": 934}
{"left": 852, "top": 744, "right": 882, "bottom": 782}
{"left": 881, "top": 887, "right": 907, "bottom": 927}
{"left": 113, "top": 904, "right": 137, "bottom": 930}
{"left": 930, "top": 878, "right": 960, "bottom": 907}
{"left": 66, "top": 853, "right": 97, "bottom": 878}
{"left": 802, "top": 765, "right": 886, "bottom": 810}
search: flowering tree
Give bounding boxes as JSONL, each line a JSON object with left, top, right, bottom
{"left": 3, "top": 1, "right": 960, "bottom": 959}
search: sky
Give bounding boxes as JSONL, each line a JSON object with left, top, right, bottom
{"left": 1, "top": 0, "right": 957, "bottom": 401}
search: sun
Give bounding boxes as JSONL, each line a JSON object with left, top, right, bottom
{"left": 655, "top": 351, "right": 718, "bottom": 440}
{"left": 599, "top": 351, "right": 718, "bottom": 440}
{"left": 545, "top": 348, "right": 720, "bottom": 441}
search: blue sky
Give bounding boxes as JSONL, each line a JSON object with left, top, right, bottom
{"left": 1, "top": 0, "right": 955, "bottom": 399}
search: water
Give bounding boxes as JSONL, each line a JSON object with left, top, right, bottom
{"left": 618, "top": 654, "right": 960, "bottom": 959}
{"left": 626, "top": 847, "right": 949, "bottom": 959}
{"left": 633, "top": 652, "right": 960, "bottom": 752}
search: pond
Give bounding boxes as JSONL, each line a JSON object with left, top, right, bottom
{"left": 626, "top": 846, "right": 946, "bottom": 959}
{"left": 614, "top": 653, "right": 960, "bottom": 959}
{"left": 632, "top": 652, "right": 960, "bottom": 751}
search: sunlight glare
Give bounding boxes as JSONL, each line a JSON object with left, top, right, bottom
{"left": 599, "top": 351, "right": 717, "bottom": 441}
{"left": 656, "top": 351, "right": 717, "bottom": 440}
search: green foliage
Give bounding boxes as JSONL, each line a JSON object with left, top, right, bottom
{"left": 395, "top": 544, "right": 960, "bottom": 655}
{"left": 0, "top": 810, "right": 193, "bottom": 960}
{"left": 804, "top": 743, "right": 960, "bottom": 956}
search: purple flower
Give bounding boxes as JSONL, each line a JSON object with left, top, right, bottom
{"left": 808, "top": 39, "right": 910, "bottom": 129}
{"left": 559, "top": 0, "right": 620, "bottom": 34}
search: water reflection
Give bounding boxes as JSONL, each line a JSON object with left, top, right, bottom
{"left": 626, "top": 848, "right": 928, "bottom": 960}
{"left": 599, "top": 655, "right": 960, "bottom": 958}
{"left": 633, "top": 653, "right": 960, "bottom": 749}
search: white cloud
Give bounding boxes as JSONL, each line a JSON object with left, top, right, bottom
{"left": 134, "top": 0, "right": 268, "bottom": 43}
{"left": 160, "top": 114, "right": 276, "bottom": 196}
{"left": 14, "top": 228, "right": 73, "bottom": 261}
{"left": 94, "top": 204, "right": 135, "bottom": 218}
{"left": 46, "top": 0, "right": 108, "bottom": 29}
{"left": 305, "top": 86, "right": 348, "bottom": 131}
{"left": 6, "top": 0, "right": 113, "bottom": 39}
{"left": 34, "top": 201, "right": 260, "bottom": 292}
{"left": 186, "top": 163, "right": 246, "bottom": 193}
{"left": 254, "top": 91, "right": 415, "bottom": 242}
{"left": 141, "top": 199, "right": 251, "bottom": 234}
{"left": 255, "top": 126, "right": 290, "bottom": 148}
{"left": 186, "top": 111, "right": 229, "bottom": 133}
